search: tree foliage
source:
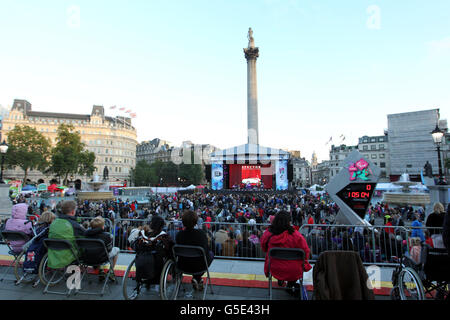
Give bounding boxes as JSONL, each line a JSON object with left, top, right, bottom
{"left": 130, "top": 160, "right": 205, "bottom": 187}
{"left": 47, "top": 124, "right": 95, "bottom": 185}
{"left": 5, "top": 125, "right": 51, "bottom": 184}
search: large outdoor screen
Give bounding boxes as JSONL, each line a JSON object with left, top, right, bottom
{"left": 275, "top": 160, "right": 288, "bottom": 190}
{"left": 211, "top": 163, "right": 224, "bottom": 190}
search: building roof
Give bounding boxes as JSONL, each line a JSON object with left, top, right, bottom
{"left": 210, "top": 143, "right": 290, "bottom": 162}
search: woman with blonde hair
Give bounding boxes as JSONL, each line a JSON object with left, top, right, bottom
{"left": 426, "top": 202, "right": 445, "bottom": 235}
{"left": 425, "top": 202, "right": 446, "bottom": 248}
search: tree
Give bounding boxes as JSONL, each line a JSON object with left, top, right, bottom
{"left": 47, "top": 124, "right": 95, "bottom": 185}
{"left": 179, "top": 163, "right": 204, "bottom": 185}
{"left": 5, "top": 125, "right": 51, "bottom": 184}
{"left": 130, "top": 160, "right": 152, "bottom": 186}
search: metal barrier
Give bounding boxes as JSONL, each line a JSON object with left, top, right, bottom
{"left": 2, "top": 211, "right": 446, "bottom": 267}
{"left": 199, "top": 221, "right": 270, "bottom": 261}
{"left": 111, "top": 218, "right": 181, "bottom": 254}
{"left": 298, "top": 224, "right": 412, "bottom": 266}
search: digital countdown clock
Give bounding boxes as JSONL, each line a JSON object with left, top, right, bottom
{"left": 336, "top": 183, "right": 377, "bottom": 219}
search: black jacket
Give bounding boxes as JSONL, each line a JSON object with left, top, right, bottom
{"left": 175, "top": 228, "right": 212, "bottom": 273}
{"left": 425, "top": 212, "right": 445, "bottom": 235}
{"left": 82, "top": 227, "right": 113, "bottom": 264}
{"left": 443, "top": 211, "right": 450, "bottom": 255}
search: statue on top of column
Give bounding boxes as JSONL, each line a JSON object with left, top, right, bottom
{"left": 248, "top": 27, "right": 255, "bottom": 48}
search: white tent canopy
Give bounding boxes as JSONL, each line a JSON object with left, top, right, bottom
{"left": 375, "top": 183, "right": 402, "bottom": 190}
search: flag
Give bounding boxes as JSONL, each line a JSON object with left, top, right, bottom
{"left": 125, "top": 109, "right": 131, "bottom": 113}
{"left": 110, "top": 106, "right": 116, "bottom": 109}
{"left": 130, "top": 113, "right": 136, "bottom": 118}
{"left": 119, "top": 107, "right": 125, "bottom": 111}
{"left": 325, "top": 136, "right": 332, "bottom": 145}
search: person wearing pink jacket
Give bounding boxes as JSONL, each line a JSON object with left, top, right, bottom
{"left": 4, "top": 203, "right": 34, "bottom": 253}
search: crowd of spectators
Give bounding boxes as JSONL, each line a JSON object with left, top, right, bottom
{"left": 6, "top": 191, "right": 448, "bottom": 264}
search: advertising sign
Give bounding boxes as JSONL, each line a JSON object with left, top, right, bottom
{"left": 275, "top": 160, "right": 288, "bottom": 190}
{"left": 211, "top": 163, "right": 224, "bottom": 190}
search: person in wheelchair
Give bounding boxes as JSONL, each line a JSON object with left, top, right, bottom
{"left": 4, "top": 203, "right": 34, "bottom": 253}
{"left": 84, "top": 216, "right": 120, "bottom": 282}
{"left": 175, "top": 210, "right": 214, "bottom": 291}
{"left": 133, "top": 216, "right": 174, "bottom": 290}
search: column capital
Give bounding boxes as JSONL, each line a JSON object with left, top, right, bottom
{"left": 244, "top": 47, "right": 259, "bottom": 60}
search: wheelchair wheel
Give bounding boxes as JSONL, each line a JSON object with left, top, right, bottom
{"left": 38, "top": 253, "right": 66, "bottom": 287}
{"left": 14, "top": 251, "right": 38, "bottom": 285}
{"left": 389, "top": 287, "right": 401, "bottom": 300}
{"left": 160, "top": 259, "right": 181, "bottom": 300}
{"left": 398, "top": 267, "right": 425, "bottom": 300}
{"left": 122, "top": 258, "right": 142, "bottom": 300}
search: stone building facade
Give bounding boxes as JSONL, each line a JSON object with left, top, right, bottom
{"left": 387, "top": 109, "right": 447, "bottom": 181}
{"left": 1, "top": 99, "right": 137, "bottom": 184}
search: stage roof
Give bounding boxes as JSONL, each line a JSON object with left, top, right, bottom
{"left": 210, "top": 143, "right": 290, "bottom": 163}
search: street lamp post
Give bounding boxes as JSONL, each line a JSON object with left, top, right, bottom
{"left": 431, "top": 124, "right": 446, "bottom": 185}
{"left": 0, "top": 140, "right": 9, "bottom": 184}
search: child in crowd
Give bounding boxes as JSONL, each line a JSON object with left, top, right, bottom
{"left": 85, "top": 216, "right": 120, "bottom": 282}
{"left": 409, "top": 237, "right": 422, "bottom": 264}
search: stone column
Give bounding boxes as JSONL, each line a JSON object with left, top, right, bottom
{"left": 244, "top": 32, "right": 260, "bottom": 145}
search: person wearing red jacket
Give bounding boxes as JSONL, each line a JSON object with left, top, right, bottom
{"left": 261, "top": 211, "right": 312, "bottom": 292}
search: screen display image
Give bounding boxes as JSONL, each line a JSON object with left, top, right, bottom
{"left": 336, "top": 183, "right": 377, "bottom": 219}
{"left": 228, "top": 164, "right": 273, "bottom": 189}
{"left": 211, "top": 163, "right": 224, "bottom": 190}
{"left": 241, "top": 165, "right": 261, "bottom": 185}
{"left": 275, "top": 160, "right": 288, "bottom": 190}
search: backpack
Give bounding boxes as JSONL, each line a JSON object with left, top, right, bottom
{"left": 134, "top": 231, "right": 166, "bottom": 283}
{"left": 23, "top": 227, "right": 49, "bottom": 274}
{"left": 47, "top": 218, "right": 79, "bottom": 269}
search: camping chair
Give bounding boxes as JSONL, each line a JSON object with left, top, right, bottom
{"left": 268, "top": 247, "right": 306, "bottom": 300}
{"left": 172, "top": 244, "right": 214, "bottom": 300}
{"left": 75, "top": 238, "right": 115, "bottom": 297}
{"left": 41, "top": 239, "right": 81, "bottom": 296}
{"left": 312, "top": 251, "right": 375, "bottom": 300}
{"left": 0, "top": 231, "right": 30, "bottom": 282}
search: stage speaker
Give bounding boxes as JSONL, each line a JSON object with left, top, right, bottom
{"left": 205, "top": 164, "right": 211, "bottom": 182}
{"left": 288, "top": 160, "right": 294, "bottom": 181}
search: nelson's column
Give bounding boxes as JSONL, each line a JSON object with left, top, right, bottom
{"left": 244, "top": 28, "right": 260, "bottom": 145}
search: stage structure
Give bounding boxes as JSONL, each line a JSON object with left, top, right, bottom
{"left": 209, "top": 29, "right": 292, "bottom": 191}
{"left": 325, "top": 150, "right": 381, "bottom": 225}
{"left": 210, "top": 144, "right": 290, "bottom": 191}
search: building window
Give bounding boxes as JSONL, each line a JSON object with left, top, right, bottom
{"left": 371, "top": 154, "right": 377, "bottom": 159}
{"left": 379, "top": 144, "right": 385, "bottom": 150}
{"left": 370, "top": 138, "right": 376, "bottom": 143}
{"left": 380, "top": 162, "right": 386, "bottom": 168}
{"left": 371, "top": 145, "right": 376, "bottom": 150}
{"left": 379, "top": 153, "right": 385, "bottom": 158}
{"left": 363, "top": 145, "right": 368, "bottom": 151}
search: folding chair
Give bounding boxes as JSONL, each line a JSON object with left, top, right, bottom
{"left": 172, "top": 244, "right": 214, "bottom": 300}
{"left": 0, "top": 231, "right": 30, "bottom": 282}
{"left": 41, "top": 239, "right": 81, "bottom": 296}
{"left": 75, "top": 238, "right": 115, "bottom": 297}
{"left": 268, "top": 247, "right": 305, "bottom": 300}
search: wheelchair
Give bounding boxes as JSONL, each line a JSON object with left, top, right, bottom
{"left": 122, "top": 254, "right": 173, "bottom": 300}
{"left": 391, "top": 245, "right": 450, "bottom": 300}
{"left": 159, "top": 245, "right": 214, "bottom": 301}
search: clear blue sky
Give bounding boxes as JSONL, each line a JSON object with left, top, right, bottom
{"left": 1, "top": 0, "right": 449, "bottom": 162}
